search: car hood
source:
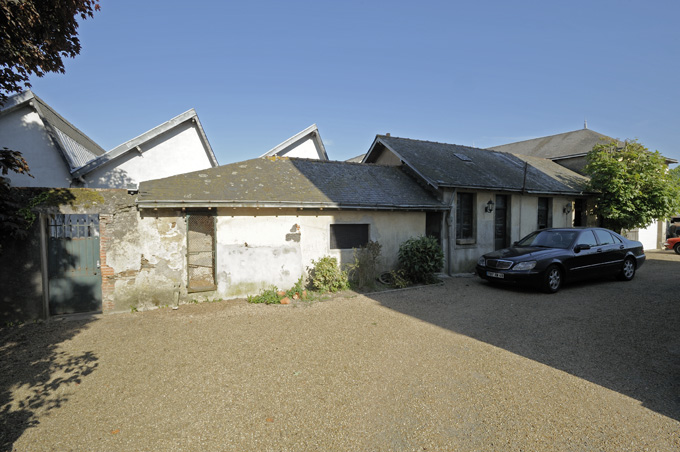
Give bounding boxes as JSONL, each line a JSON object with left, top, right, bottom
{"left": 484, "top": 246, "right": 563, "bottom": 260}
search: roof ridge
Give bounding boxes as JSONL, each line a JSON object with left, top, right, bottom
{"left": 379, "top": 135, "right": 485, "bottom": 151}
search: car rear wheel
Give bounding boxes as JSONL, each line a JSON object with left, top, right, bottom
{"left": 674, "top": 243, "right": 680, "bottom": 255}
{"left": 542, "top": 265, "right": 562, "bottom": 293}
{"left": 617, "top": 257, "right": 636, "bottom": 281}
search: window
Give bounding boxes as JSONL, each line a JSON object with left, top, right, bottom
{"left": 456, "top": 192, "right": 475, "bottom": 244}
{"left": 537, "top": 197, "right": 552, "bottom": 229}
{"left": 578, "top": 230, "right": 598, "bottom": 246}
{"left": 330, "top": 224, "right": 369, "bottom": 249}
{"left": 594, "top": 229, "right": 614, "bottom": 245}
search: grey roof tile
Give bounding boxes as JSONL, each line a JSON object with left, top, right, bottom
{"left": 372, "top": 136, "right": 591, "bottom": 195}
{"left": 137, "top": 157, "right": 446, "bottom": 210}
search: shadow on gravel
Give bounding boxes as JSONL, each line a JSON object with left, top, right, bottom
{"left": 0, "top": 318, "right": 98, "bottom": 451}
{"left": 369, "top": 254, "right": 680, "bottom": 422}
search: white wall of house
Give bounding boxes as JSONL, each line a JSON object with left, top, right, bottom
{"left": 84, "top": 122, "right": 214, "bottom": 188}
{"left": 450, "top": 193, "right": 575, "bottom": 273}
{"left": 0, "top": 107, "right": 72, "bottom": 187}
{"left": 273, "top": 135, "right": 325, "bottom": 159}
{"left": 214, "top": 208, "right": 427, "bottom": 299}
{"left": 633, "top": 220, "right": 660, "bottom": 250}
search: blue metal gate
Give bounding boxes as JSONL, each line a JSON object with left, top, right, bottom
{"left": 48, "top": 214, "right": 102, "bottom": 315}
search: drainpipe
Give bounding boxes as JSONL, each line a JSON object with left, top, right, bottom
{"left": 446, "top": 189, "right": 457, "bottom": 275}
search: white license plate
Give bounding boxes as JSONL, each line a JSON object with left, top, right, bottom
{"left": 487, "top": 271, "right": 505, "bottom": 279}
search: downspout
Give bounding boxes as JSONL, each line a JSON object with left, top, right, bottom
{"left": 446, "top": 189, "right": 457, "bottom": 275}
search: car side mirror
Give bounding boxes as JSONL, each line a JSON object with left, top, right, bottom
{"left": 574, "top": 243, "right": 591, "bottom": 253}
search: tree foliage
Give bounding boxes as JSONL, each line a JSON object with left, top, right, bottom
{"left": 584, "top": 139, "right": 680, "bottom": 232}
{"left": 1, "top": 0, "right": 100, "bottom": 103}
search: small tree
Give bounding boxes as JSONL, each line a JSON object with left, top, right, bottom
{"left": 0, "top": 148, "right": 33, "bottom": 239}
{"left": 584, "top": 139, "right": 680, "bottom": 232}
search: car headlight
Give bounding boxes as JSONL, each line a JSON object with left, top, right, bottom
{"left": 477, "top": 256, "right": 486, "bottom": 266}
{"left": 513, "top": 261, "right": 537, "bottom": 271}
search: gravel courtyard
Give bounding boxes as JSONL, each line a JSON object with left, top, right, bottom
{"left": 1, "top": 251, "right": 678, "bottom": 451}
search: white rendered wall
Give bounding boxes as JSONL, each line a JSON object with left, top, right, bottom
{"left": 275, "top": 135, "right": 324, "bottom": 159}
{"left": 85, "top": 122, "right": 214, "bottom": 188}
{"left": 213, "top": 208, "right": 426, "bottom": 299}
{"left": 0, "top": 107, "right": 72, "bottom": 187}
{"left": 636, "top": 221, "right": 659, "bottom": 250}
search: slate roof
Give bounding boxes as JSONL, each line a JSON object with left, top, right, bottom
{"left": 365, "top": 135, "right": 592, "bottom": 195}
{"left": 487, "top": 128, "right": 615, "bottom": 160}
{"left": 137, "top": 157, "right": 447, "bottom": 210}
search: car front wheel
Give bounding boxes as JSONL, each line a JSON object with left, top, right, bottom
{"left": 542, "top": 265, "right": 562, "bottom": 293}
{"left": 617, "top": 257, "right": 636, "bottom": 281}
{"left": 674, "top": 243, "right": 680, "bottom": 255}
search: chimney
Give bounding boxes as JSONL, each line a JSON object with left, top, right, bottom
{"left": 386, "top": 132, "right": 391, "bottom": 137}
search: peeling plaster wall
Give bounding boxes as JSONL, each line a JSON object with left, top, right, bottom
{"left": 106, "top": 209, "right": 186, "bottom": 311}
{"left": 214, "top": 208, "right": 426, "bottom": 299}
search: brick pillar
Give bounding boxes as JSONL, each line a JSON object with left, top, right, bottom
{"left": 99, "top": 214, "right": 115, "bottom": 313}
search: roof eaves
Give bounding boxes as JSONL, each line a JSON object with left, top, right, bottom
{"left": 136, "top": 199, "right": 447, "bottom": 211}
{"left": 0, "top": 90, "right": 36, "bottom": 117}
{"left": 367, "top": 136, "right": 441, "bottom": 190}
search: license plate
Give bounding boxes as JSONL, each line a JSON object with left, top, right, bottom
{"left": 487, "top": 271, "right": 505, "bottom": 279}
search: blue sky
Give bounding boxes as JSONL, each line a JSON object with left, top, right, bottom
{"left": 27, "top": 0, "right": 680, "bottom": 166}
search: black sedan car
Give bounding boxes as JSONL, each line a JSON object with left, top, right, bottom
{"left": 476, "top": 227, "right": 646, "bottom": 293}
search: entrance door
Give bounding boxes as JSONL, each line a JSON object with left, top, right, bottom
{"left": 187, "top": 213, "right": 216, "bottom": 292}
{"left": 494, "top": 195, "right": 509, "bottom": 250}
{"left": 48, "top": 214, "right": 102, "bottom": 315}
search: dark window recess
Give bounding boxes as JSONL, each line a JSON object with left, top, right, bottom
{"left": 330, "top": 224, "right": 369, "bottom": 249}
{"left": 537, "top": 197, "right": 553, "bottom": 229}
{"left": 456, "top": 192, "right": 474, "bottom": 241}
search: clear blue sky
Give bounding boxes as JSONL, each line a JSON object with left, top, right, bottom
{"left": 28, "top": 0, "right": 680, "bottom": 166}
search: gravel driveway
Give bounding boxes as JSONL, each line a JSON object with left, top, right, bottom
{"left": 1, "top": 251, "right": 678, "bottom": 451}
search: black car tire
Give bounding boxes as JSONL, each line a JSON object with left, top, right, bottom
{"left": 542, "top": 265, "right": 562, "bottom": 293}
{"left": 617, "top": 257, "right": 636, "bottom": 281}
{"left": 674, "top": 243, "right": 680, "bottom": 255}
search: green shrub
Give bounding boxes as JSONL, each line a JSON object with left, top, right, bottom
{"left": 307, "top": 256, "right": 349, "bottom": 293}
{"left": 347, "top": 241, "right": 382, "bottom": 289}
{"left": 398, "top": 236, "right": 444, "bottom": 284}
{"left": 247, "top": 287, "right": 281, "bottom": 304}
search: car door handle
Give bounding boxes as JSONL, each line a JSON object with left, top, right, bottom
{"left": 596, "top": 248, "right": 603, "bottom": 252}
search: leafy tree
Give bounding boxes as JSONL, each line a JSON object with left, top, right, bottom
{"left": 584, "top": 139, "right": 680, "bottom": 232}
{"left": 1, "top": 0, "right": 100, "bottom": 103}
{"left": 1, "top": 0, "right": 99, "bottom": 242}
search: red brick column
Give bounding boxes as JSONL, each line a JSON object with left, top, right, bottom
{"left": 99, "top": 214, "right": 115, "bottom": 312}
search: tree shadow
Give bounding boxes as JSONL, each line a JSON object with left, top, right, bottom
{"left": 0, "top": 317, "right": 98, "bottom": 450}
{"left": 366, "top": 256, "right": 680, "bottom": 421}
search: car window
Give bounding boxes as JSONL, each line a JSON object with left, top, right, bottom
{"left": 611, "top": 234, "right": 622, "bottom": 244}
{"left": 594, "top": 229, "right": 614, "bottom": 245}
{"left": 578, "top": 231, "right": 598, "bottom": 246}
{"left": 517, "top": 230, "right": 573, "bottom": 249}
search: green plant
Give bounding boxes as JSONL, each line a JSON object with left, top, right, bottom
{"left": 307, "top": 256, "right": 349, "bottom": 293}
{"left": 130, "top": 304, "right": 138, "bottom": 313}
{"left": 347, "top": 241, "right": 382, "bottom": 289}
{"left": 285, "top": 277, "right": 306, "bottom": 299}
{"left": 389, "top": 269, "right": 411, "bottom": 288}
{"left": 397, "top": 236, "right": 444, "bottom": 284}
{"left": 247, "top": 287, "right": 281, "bottom": 304}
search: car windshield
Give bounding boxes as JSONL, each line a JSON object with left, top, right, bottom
{"left": 516, "top": 230, "right": 578, "bottom": 249}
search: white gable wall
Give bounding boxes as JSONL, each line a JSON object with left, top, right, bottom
{"left": 0, "top": 107, "right": 72, "bottom": 187}
{"left": 275, "top": 135, "right": 324, "bottom": 159}
{"left": 84, "top": 121, "right": 214, "bottom": 188}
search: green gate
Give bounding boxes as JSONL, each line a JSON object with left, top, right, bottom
{"left": 48, "top": 214, "right": 102, "bottom": 315}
